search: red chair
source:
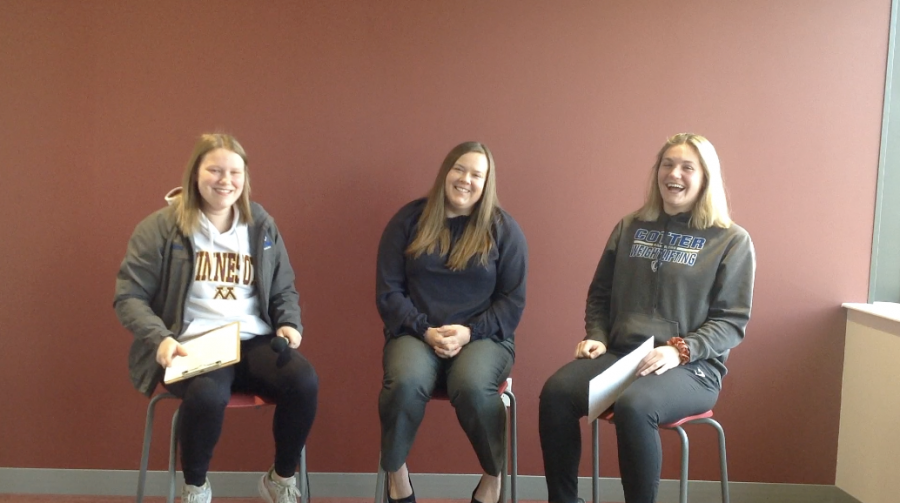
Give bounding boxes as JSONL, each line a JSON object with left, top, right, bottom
{"left": 591, "top": 409, "right": 729, "bottom": 503}
{"left": 136, "top": 391, "right": 308, "bottom": 503}
{"left": 374, "top": 377, "right": 517, "bottom": 503}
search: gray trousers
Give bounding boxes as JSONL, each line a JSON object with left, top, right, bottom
{"left": 378, "top": 335, "right": 514, "bottom": 475}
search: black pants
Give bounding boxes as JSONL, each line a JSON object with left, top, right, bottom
{"left": 163, "top": 335, "right": 318, "bottom": 486}
{"left": 378, "top": 335, "right": 514, "bottom": 475}
{"left": 539, "top": 353, "right": 719, "bottom": 503}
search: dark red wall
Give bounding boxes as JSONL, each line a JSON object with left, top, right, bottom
{"left": 0, "top": 0, "right": 886, "bottom": 484}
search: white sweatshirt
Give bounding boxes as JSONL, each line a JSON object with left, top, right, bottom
{"left": 181, "top": 208, "right": 272, "bottom": 340}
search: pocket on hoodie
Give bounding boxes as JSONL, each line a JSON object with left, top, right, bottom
{"left": 610, "top": 312, "right": 679, "bottom": 352}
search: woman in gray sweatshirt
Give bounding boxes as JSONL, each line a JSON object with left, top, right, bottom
{"left": 539, "top": 133, "right": 755, "bottom": 503}
{"left": 115, "top": 134, "right": 318, "bottom": 503}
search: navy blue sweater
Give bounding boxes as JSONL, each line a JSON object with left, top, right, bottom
{"left": 375, "top": 198, "right": 528, "bottom": 343}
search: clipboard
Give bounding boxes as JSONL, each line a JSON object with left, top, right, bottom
{"left": 163, "top": 321, "right": 241, "bottom": 384}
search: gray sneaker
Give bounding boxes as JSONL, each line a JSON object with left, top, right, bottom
{"left": 258, "top": 466, "right": 301, "bottom": 503}
{"left": 182, "top": 479, "right": 211, "bottom": 503}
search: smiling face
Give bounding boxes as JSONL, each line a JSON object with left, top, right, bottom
{"left": 657, "top": 143, "right": 706, "bottom": 215}
{"left": 444, "top": 151, "right": 488, "bottom": 217}
{"left": 196, "top": 148, "right": 246, "bottom": 215}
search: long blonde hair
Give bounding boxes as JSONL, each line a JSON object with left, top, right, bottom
{"left": 174, "top": 133, "right": 253, "bottom": 235}
{"left": 406, "top": 142, "right": 500, "bottom": 271}
{"left": 635, "top": 133, "right": 732, "bottom": 229}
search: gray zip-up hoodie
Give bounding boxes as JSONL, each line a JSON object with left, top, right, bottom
{"left": 114, "top": 198, "right": 301, "bottom": 396}
{"left": 585, "top": 211, "right": 755, "bottom": 381}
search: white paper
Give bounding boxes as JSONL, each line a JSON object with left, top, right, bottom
{"left": 587, "top": 337, "right": 654, "bottom": 422}
{"left": 164, "top": 322, "right": 241, "bottom": 384}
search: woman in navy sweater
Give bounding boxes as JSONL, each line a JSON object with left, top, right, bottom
{"left": 375, "top": 142, "right": 528, "bottom": 503}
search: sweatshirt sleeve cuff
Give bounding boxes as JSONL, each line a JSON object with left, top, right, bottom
{"left": 413, "top": 319, "right": 429, "bottom": 339}
{"left": 149, "top": 329, "right": 175, "bottom": 347}
{"left": 683, "top": 337, "right": 700, "bottom": 362}
{"left": 468, "top": 321, "right": 485, "bottom": 341}
{"left": 585, "top": 331, "right": 609, "bottom": 345}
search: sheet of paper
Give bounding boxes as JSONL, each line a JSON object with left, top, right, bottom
{"left": 164, "top": 322, "right": 241, "bottom": 384}
{"left": 587, "top": 337, "right": 654, "bottom": 422}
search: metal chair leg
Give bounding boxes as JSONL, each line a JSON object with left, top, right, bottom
{"left": 167, "top": 406, "right": 180, "bottom": 503}
{"left": 693, "top": 418, "right": 730, "bottom": 503}
{"left": 299, "top": 445, "right": 309, "bottom": 503}
{"left": 136, "top": 393, "right": 177, "bottom": 503}
{"left": 592, "top": 420, "right": 600, "bottom": 503}
{"left": 671, "top": 417, "right": 731, "bottom": 503}
{"left": 714, "top": 421, "right": 730, "bottom": 503}
{"left": 673, "top": 426, "right": 689, "bottom": 503}
{"left": 503, "top": 384, "right": 518, "bottom": 503}
{"left": 500, "top": 414, "right": 508, "bottom": 503}
{"left": 374, "top": 453, "right": 387, "bottom": 503}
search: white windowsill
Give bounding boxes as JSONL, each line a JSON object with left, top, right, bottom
{"left": 842, "top": 301, "right": 900, "bottom": 323}
{"left": 843, "top": 302, "right": 900, "bottom": 338}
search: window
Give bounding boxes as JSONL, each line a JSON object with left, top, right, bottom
{"left": 870, "top": 0, "right": 900, "bottom": 303}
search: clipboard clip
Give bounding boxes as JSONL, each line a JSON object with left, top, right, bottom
{"left": 181, "top": 360, "right": 223, "bottom": 376}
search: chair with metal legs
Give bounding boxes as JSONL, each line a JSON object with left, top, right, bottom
{"left": 591, "top": 409, "right": 729, "bottom": 503}
{"left": 374, "top": 377, "right": 517, "bottom": 503}
{"left": 136, "top": 391, "right": 309, "bottom": 503}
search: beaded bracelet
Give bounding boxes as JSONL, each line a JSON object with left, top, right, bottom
{"left": 666, "top": 337, "right": 690, "bottom": 365}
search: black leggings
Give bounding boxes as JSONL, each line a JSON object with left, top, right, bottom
{"left": 539, "top": 353, "right": 719, "bottom": 503}
{"left": 163, "top": 335, "right": 318, "bottom": 486}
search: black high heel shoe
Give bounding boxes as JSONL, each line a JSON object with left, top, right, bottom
{"left": 386, "top": 473, "right": 415, "bottom": 503}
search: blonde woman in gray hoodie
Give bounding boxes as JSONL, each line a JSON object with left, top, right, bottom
{"left": 539, "top": 133, "right": 755, "bottom": 503}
